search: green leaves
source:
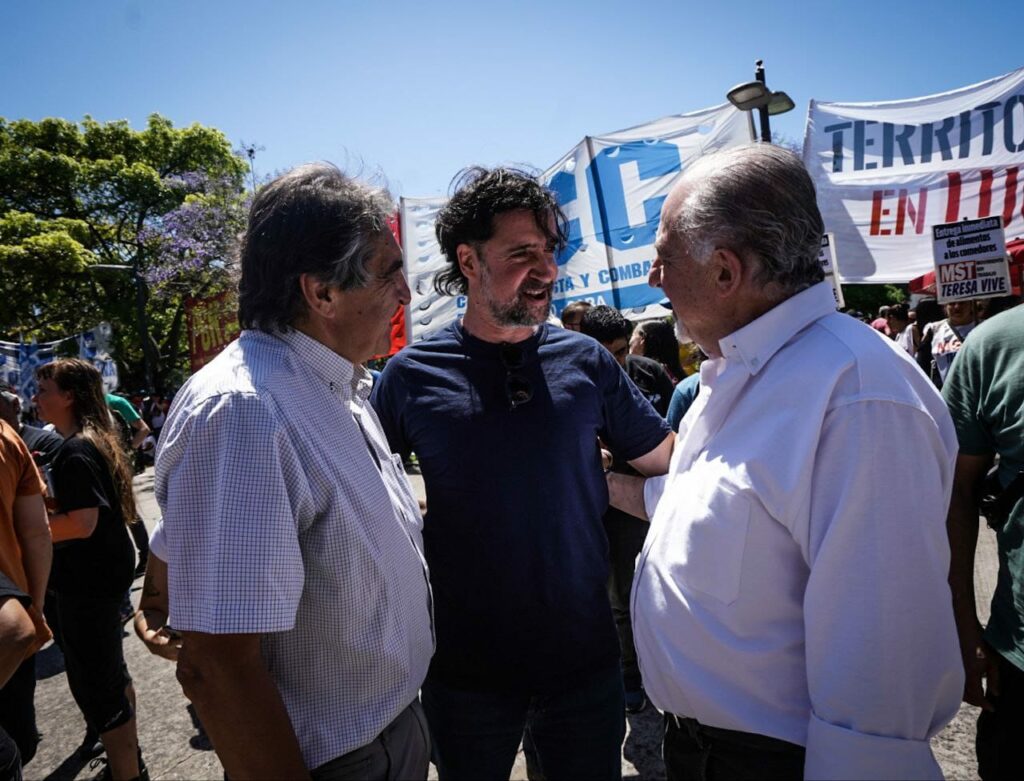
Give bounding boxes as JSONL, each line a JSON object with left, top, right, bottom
{"left": 0, "top": 114, "right": 250, "bottom": 389}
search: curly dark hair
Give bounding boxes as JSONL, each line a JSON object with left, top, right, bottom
{"left": 433, "top": 166, "right": 568, "bottom": 296}
{"left": 579, "top": 305, "right": 630, "bottom": 344}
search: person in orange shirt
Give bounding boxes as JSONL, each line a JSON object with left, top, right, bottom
{"left": 0, "top": 417, "right": 52, "bottom": 773}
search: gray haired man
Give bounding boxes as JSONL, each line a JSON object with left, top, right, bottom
{"left": 610, "top": 144, "right": 963, "bottom": 779}
{"left": 157, "top": 164, "right": 434, "bottom": 781}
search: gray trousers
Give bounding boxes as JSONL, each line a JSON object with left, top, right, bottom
{"left": 311, "top": 700, "right": 431, "bottom": 781}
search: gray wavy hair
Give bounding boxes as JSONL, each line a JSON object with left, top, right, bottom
{"left": 673, "top": 144, "right": 824, "bottom": 296}
{"left": 238, "top": 163, "right": 394, "bottom": 332}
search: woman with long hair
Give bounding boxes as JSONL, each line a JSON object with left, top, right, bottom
{"left": 629, "top": 318, "right": 684, "bottom": 384}
{"left": 34, "top": 359, "right": 145, "bottom": 781}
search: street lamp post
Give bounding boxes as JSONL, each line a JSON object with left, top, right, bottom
{"left": 91, "top": 264, "right": 157, "bottom": 391}
{"left": 726, "top": 60, "right": 795, "bottom": 143}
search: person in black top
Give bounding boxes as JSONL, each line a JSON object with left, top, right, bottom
{"left": 580, "top": 305, "right": 674, "bottom": 714}
{"left": 629, "top": 318, "right": 685, "bottom": 385}
{"left": 0, "top": 389, "right": 63, "bottom": 473}
{"left": 33, "top": 360, "right": 146, "bottom": 781}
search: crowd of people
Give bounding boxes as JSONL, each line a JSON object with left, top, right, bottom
{"left": 1, "top": 143, "right": 1022, "bottom": 781}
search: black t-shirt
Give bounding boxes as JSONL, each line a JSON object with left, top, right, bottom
{"left": 50, "top": 435, "right": 134, "bottom": 597}
{"left": 19, "top": 424, "right": 64, "bottom": 468}
{"left": 624, "top": 354, "right": 675, "bottom": 418}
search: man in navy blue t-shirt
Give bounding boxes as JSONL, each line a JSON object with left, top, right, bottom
{"left": 372, "top": 167, "right": 673, "bottom": 780}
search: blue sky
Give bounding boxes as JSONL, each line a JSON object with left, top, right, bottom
{"left": 2, "top": 0, "right": 1022, "bottom": 196}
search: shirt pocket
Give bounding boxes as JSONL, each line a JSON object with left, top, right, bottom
{"left": 672, "top": 485, "right": 750, "bottom": 606}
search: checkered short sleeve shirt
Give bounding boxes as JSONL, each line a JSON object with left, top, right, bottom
{"left": 155, "top": 329, "right": 434, "bottom": 768}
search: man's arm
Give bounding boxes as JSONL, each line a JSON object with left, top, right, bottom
{"left": 133, "top": 555, "right": 181, "bottom": 661}
{"left": 946, "top": 451, "right": 998, "bottom": 710}
{"left": 607, "top": 472, "right": 650, "bottom": 520}
{"left": 130, "top": 418, "right": 151, "bottom": 449}
{"left": 802, "top": 401, "right": 963, "bottom": 779}
{"left": 0, "top": 596, "right": 35, "bottom": 687}
{"left": 12, "top": 493, "right": 51, "bottom": 611}
{"left": 177, "top": 632, "right": 310, "bottom": 780}
{"left": 626, "top": 431, "right": 674, "bottom": 476}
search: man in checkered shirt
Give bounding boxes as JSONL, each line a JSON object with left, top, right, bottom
{"left": 156, "top": 164, "right": 434, "bottom": 781}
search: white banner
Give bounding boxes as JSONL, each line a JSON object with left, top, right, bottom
{"left": 403, "top": 103, "right": 751, "bottom": 343}
{"left": 804, "top": 66, "right": 1024, "bottom": 284}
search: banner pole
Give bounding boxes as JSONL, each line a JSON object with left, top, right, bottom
{"left": 584, "top": 135, "right": 619, "bottom": 309}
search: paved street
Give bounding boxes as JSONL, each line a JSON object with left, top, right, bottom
{"left": 25, "top": 467, "right": 998, "bottom": 780}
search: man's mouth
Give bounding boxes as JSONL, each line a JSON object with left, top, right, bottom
{"left": 520, "top": 284, "right": 552, "bottom": 302}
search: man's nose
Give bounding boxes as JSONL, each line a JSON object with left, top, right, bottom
{"left": 534, "top": 250, "right": 557, "bottom": 281}
{"left": 395, "top": 268, "right": 412, "bottom": 307}
{"left": 648, "top": 258, "right": 663, "bottom": 288}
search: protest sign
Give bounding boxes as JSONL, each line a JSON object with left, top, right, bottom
{"left": 185, "top": 291, "right": 240, "bottom": 373}
{"left": 931, "top": 216, "right": 1011, "bottom": 303}
{"left": 818, "top": 233, "right": 845, "bottom": 308}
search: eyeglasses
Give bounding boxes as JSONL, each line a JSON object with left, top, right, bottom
{"left": 499, "top": 343, "right": 533, "bottom": 411}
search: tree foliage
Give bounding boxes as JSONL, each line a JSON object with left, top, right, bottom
{"left": 0, "top": 114, "right": 248, "bottom": 390}
{"left": 839, "top": 283, "right": 908, "bottom": 316}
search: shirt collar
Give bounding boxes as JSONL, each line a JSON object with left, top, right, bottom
{"left": 718, "top": 281, "right": 837, "bottom": 376}
{"left": 272, "top": 328, "right": 373, "bottom": 401}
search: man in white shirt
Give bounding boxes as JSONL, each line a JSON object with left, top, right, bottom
{"left": 609, "top": 144, "right": 963, "bottom": 780}
{"left": 157, "top": 164, "right": 434, "bottom": 781}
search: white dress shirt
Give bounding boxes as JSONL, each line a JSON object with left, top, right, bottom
{"left": 156, "top": 329, "right": 434, "bottom": 769}
{"left": 633, "top": 282, "right": 963, "bottom": 780}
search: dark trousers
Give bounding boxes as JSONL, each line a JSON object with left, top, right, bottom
{"left": 604, "top": 509, "right": 648, "bottom": 692}
{"left": 977, "top": 651, "right": 1024, "bottom": 780}
{"left": 51, "top": 591, "right": 133, "bottom": 734}
{"left": 310, "top": 700, "right": 430, "bottom": 781}
{"left": 421, "top": 666, "right": 625, "bottom": 781}
{"left": 0, "top": 727, "right": 20, "bottom": 781}
{"left": 663, "top": 714, "right": 805, "bottom": 781}
{"left": 0, "top": 657, "right": 37, "bottom": 767}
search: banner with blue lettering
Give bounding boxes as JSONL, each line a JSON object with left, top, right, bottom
{"left": 804, "top": 65, "right": 1024, "bottom": 284}
{"left": 403, "top": 103, "right": 751, "bottom": 343}
{"left": 0, "top": 322, "right": 118, "bottom": 403}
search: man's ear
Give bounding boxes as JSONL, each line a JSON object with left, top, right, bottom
{"left": 710, "top": 247, "right": 745, "bottom": 298}
{"left": 456, "top": 243, "right": 479, "bottom": 282}
{"left": 298, "top": 273, "right": 334, "bottom": 318}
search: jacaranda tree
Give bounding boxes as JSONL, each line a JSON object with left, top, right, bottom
{"left": 0, "top": 114, "right": 249, "bottom": 390}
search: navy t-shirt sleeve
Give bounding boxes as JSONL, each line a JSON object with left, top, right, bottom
{"left": 370, "top": 358, "right": 412, "bottom": 459}
{"left": 54, "top": 447, "right": 111, "bottom": 514}
{"left": 595, "top": 348, "right": 672, "bottom": 461}
{"left": 0, "top": 570, "right": 30, "bottom": 607}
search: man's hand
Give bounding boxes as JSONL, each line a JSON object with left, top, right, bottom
{"left": 958, "top": 620, "right": 1001, "bottom": 711}
{"left": 134, "top": 617, "right": 182, "bottom": 661}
